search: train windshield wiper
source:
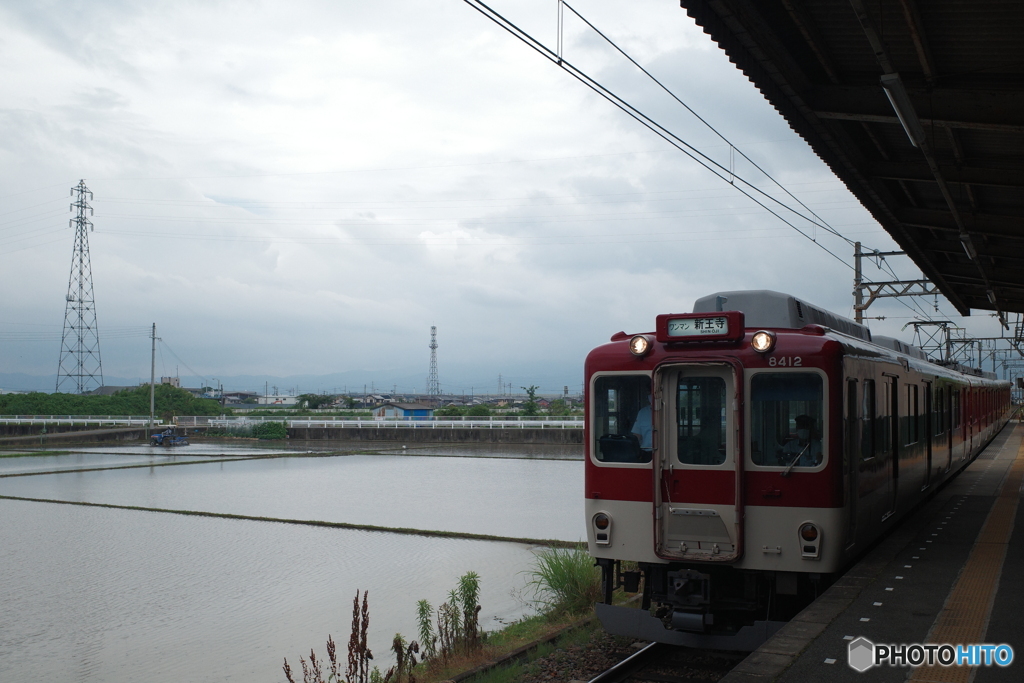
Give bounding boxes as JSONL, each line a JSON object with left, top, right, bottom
{"left": 780, "top": 444, "right": 809, "bottom": 477}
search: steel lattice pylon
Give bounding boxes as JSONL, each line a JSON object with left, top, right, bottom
{"left": 56, "top": 180, "right": 104, "bottom": 393}
{"left": 427, "top": 326, "right": 439, "bottom": 396}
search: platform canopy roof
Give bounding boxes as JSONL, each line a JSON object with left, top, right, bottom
{"left": 679, "top": 0, "right": 1024, "bottom": 319}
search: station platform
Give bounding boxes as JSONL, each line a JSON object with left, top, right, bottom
{"left": 722, "top": 421, "right": 1024, "bottom": 683}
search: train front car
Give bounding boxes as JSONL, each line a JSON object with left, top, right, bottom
{"left": 585, "top": 291, "right": 861, "bottom": 650}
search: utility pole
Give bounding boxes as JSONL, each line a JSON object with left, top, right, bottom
{"left": 149, "top": 323, "right": 158, "bottom": 434}
{"left": 854, "top": 242, "right": 864, "bottom": 324}
{"left": 56, "top": 180, "right": 104, "bottom": 393}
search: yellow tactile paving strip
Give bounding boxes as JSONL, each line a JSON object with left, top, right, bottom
{"left": 910, "top": 426, "right": 1024, "bottom": 683}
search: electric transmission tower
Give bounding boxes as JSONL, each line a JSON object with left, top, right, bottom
{"left": 56, "top": 180, "right": 104, "bottom": 393}
{"left": 427, "top": 326, "right": 440, "bottom": 396}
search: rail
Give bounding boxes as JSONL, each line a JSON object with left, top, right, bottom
{"left": 586, "top": 642, "right": 664, "bottom": 683}
{"left": 175, "top": 415, "right": 583, "bottom": 429}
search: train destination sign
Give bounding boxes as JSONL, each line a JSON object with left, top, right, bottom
{"left": 655, "top": 311, "right": 745, "bottom": 343}
{"left": 667, "top": 316, "right": 728, "bottom": 336}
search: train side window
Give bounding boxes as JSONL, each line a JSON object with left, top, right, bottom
{"left": 934, "top": 387, "right": 944, "bottom": 436}
{"left": 750, "top": 372, "right": 823, "bottom": 467}
{"left": 861, "top": 379, "right": 875, "bottom": 460}
{"left": 846, "top": 379, "right": 858, "bottom": 466}
{"left": 593, "top": 375, "right": 652, "bottom": 463}
{"left": 905, "top": 384, "right": 919, "bottom": 445}
{"left": 676, "top": 376, "right": 727, "bottom": 465}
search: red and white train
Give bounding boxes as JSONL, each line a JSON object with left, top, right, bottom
{"left": 584, "top": 291, "right": 1012, "bottom": 649}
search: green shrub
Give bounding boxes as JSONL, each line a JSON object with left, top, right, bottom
{"left": 434, "top": 404, "right": 466, "bottom": 416}
{"left": 252, "top": 421, "right": 287, "bottom": 439}
{"left": 527, "top": 543, "right": 601, "bottom": 617}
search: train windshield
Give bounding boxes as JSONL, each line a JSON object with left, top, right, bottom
{"left": 750, "top": 372, "right": 824, "bottom": 468}
{"left": 676, "top": 376, "right": 727, "bottom": 465}
{"left": 592, "top": 375, "right": 652, "bottom": 463}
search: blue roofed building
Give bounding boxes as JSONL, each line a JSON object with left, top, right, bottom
{"left": 372, "top": 402, "right": 434, "bottom": 420}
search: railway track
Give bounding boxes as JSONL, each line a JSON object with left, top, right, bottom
{"left": 586, "top": 642, "right": 746, "bottom": 683}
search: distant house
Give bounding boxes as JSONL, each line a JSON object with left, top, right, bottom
{"left": 372, "top": 402, "right": 434, "bottom": 419}
{"left": 257, "top": 395, "right": 299, "bottom": 406}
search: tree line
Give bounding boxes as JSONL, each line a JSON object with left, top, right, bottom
{"left": 0, "top": 384, "right": 226, "bottom": 417}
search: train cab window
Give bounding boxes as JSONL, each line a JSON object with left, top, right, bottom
{"left": 676, "top": 376, "right": 727, "bottom": 465}
{"left": 592, "top": 375, "right": 652, "bottom": 463}
{"left": 750, "top": 373, "right": 824, "bottom": 467}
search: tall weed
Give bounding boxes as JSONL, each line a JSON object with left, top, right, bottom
{"left": 527, "top": 543, "right": 601, "bottom": 617}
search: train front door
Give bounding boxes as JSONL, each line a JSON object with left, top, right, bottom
{"left": 652, "top": 362, "right": 741, "bottom": 563}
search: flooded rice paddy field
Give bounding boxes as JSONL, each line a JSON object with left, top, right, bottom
{"left": 0, "top": 441, "right": 583, "bottom": 683}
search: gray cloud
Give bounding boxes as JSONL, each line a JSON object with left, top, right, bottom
{"left": 0, "top": 0, "right": 972, "bottom": 393}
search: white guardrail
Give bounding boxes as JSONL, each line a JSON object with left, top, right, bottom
{"left": 0, "top": 415, "right": 584, "bottom": 429}
{"left": 175, "top": 416, "right": 583, "bottom": 429}
{"left": 0, "top": 415, "right": 154, "bottom": 426}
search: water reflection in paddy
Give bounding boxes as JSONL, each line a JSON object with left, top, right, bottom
{"left": 0, "top": 450, "right": 248, "bottom": 475}
{"left": 0, "top": 452, "right": 584, "bottom": 541}
{"left": 375, "top": 442, "right": 582, "bottom": 460}
{"left": 0, "top": 498, "right": 541, "bottom": 683}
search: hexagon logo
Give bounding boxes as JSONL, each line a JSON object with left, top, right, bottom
{"left": 848, "top": 637, "right": 875, "bottom": 672}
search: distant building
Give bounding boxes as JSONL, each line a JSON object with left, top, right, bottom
{"left": 372, "top": 402, "right": 434, "bottom": 419}
{"left": 257, "top": 395, "right": 299, "bottom": 406}
{"left": 160, "top": 377, "right": 181, "bottom": 388}
{"left": 223, "top": 391, "right": 259, "bottom": 404}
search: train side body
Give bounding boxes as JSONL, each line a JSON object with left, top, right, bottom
{"left": 585, "top": 291, "right": 1012, "bottom": 648}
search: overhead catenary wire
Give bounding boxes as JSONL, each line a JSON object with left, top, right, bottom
{"left": 459, "top": 0, "right": 854, "bottom": 271}
{"left": 461, "top": 1, "right": 960, "bottom": 325}
{"left": 559, "top": 1, "right": 851, "bottom": 247}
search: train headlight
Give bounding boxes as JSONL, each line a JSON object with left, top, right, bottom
{"left": 593, "top": 512, "right": 612, "bottom": 545}
{"left": 628, "top": 335, "right": 652, "bottom": 357}
{"left": 751, "top": 330, "right": 776, "bottom": 353}
{"left": 799, "top": 522, "right": 821, "bottom": 559}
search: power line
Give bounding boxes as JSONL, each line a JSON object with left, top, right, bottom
{"left": 559, "top": 1, "right": 852, "bottom": 247}
{"left": 157, "top": 339, "right": 207, "bottom": 387}
{"left": 460, "top": 0, "right": 854, "bottom": 271}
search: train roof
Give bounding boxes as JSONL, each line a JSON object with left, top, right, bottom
{"left": 693, "top": 290, "right": 871, "bottom": 342}
{"left": 692, "top": 291, "right": 1003, "bottom": 381}
{"left": 871, "top": 335, "right": 930, "bottom": 361}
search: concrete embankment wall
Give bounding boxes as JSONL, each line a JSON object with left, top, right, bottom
{"left": 0, "top": 425, "right": 146, "bottom": 445}
{"left": 287, "top": 426, "right": 583, "bottom": 444}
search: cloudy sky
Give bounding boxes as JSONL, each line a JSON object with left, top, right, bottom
{"left": 0, "top": 0, "right": 1006, "bottom": 395}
